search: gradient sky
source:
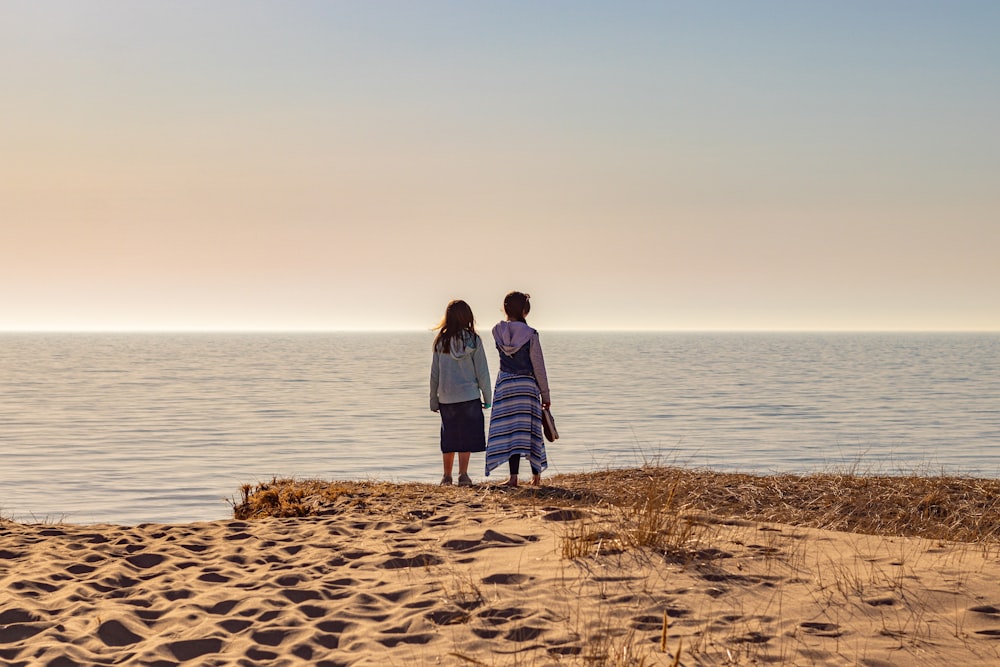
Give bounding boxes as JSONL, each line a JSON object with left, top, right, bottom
{"left": 2, "top": 1, "right": 998, "bottom": 331}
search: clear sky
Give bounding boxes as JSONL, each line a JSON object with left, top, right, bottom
{"left": 2, "top": 1, "right": 998, "bottom": 331}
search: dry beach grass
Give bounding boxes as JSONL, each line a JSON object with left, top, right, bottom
{"left": 4, "top": 466, "right": 1000, "bottom": 666}
{"left": 233, "top": 467, "right": 1000, "bottom": 545}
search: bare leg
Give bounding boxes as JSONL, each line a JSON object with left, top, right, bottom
{"left": 505, "top": 475, "right": 519, "bottom": 487}
{"left": 530, "top": 473, "right": 541, "bottom": 486}
{"left": 441, "top": 452, "right": 455, "bottom": 484}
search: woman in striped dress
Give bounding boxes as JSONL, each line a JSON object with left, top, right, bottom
{"left": 485, "top": 291, "right": 551, "bottom": 487}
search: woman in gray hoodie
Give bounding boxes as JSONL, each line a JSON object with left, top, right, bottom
{"left": 430, "top": 300, "right": 492, "bottom": 486}
{"left": 485, "top": 291, "right": 551, "bottom": 486}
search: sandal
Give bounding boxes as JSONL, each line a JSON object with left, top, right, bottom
{"left": 457, "top": 473, "right": 473, "bottom": 487}
{"left": 440, "top": 476, "right": 453, "bottom": 486}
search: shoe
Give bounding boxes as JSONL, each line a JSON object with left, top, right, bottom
{"left": 457, "top": 473, "right": 473, "bottom": 487}
{"left": 440, "top": 476, "right": 453, "bottom": 486}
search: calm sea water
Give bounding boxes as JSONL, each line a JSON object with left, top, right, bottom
{"left": 2, "top": 333, "right": 999, "bottom": 525}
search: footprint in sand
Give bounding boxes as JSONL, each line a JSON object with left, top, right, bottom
{"left": 315, "top": 633, "right": 343, "bottom": 649}
{"left": 472, "top": 627, "right": 502, "bottom": 639}
{"left": 541, "top": 509, "right": 589, "bottom": 522}
{"left": 377, "top": 553, "right": 444, "bottom": 569}
{"left": 96, "top": 619, "right": 144, "bottom": 647}
{"left": 0, "top": 609, "right": 40, "bottom": 624}
{"left": 800, "top": 621, "right": 844, "bottom": 637}
{"left": 478, "top": 607, "right": 528, "bottom": 625}
{"left": 747, "top": 544, "right": 781, "bottom": 554}
{"left": 730, "top": 630, "right": 772, "bottom": 644}
{"left": 282, "top": 588, "right": 323, "bottom": 603}
{"left": 223, "top": 531, "right": 253, "bottom": 542}
{"left": 443, "top": 530, "right": 537, "bottom": 553}
{"left": 482, "top": 573, "right": 531, "bottom": 585}
{"left": 629, "top": 608, "right": 690, "bottom": 630}
{"left": 202, "top": 599, "right": 240, "bottom": 615}
{"left": 38, "top": 528, "right": 67, "bottom": 537}
{"left": 297, "top": 604, "right": 328, "bottom": 619}
{"left": 317, "top": 619, "right": 353, "bottom": 634}
{"left": 252, "top": 628, "right": 304, "bottom": 647}
{"left": 403, "top": 598, "right": 437, "bottom": 610}
{"left": 377, "top": 633, "right": 435, "bottom": 648}
{"left": 256, "top": 610, "right": 282, "bottom": 623}
{"left": 247, "top": 647, "right": 280, "bottom": 661}
{"left": 974, "top": 630, "right": 1000, "bottom": 638}
{"left": 694, "top": 547, "right": 734, "bottom": 560}
{"left": 970, "top": 605, "right": 1000, "bottom": 615}
{"left": 218, "top": 619, "right": 254, "bottom": 633}
{"left": 863, "top": 596, "right": 896, "bottom": 607}
{"left": 197, "top": 571, "right": 231, "bottom": 584}
{"left": 968, "top": 604, "right": 1000, "bottom": 638}
{"left": 504, "top": 625, "right": 546, "bottom": 641}
{"left": 164, "top": 637, "right": 224, "bottom": 661}
{"left": 427, "top": 609, "right": 470, "bottom": 626}
{"left": 0, "top": 621, "right": 46, "bottom": 643}
{"left": 374, "top": 588, "right": 417, "bottom": 603}
{"left": 134, "top": 608, "right": 164, "bottom": 625}
{"left": 163, "top": 587, "right": 193, "bottom": 601}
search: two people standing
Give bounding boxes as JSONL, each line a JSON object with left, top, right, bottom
{"left": 430, "top": 292, "right": 551, "bottom": 487}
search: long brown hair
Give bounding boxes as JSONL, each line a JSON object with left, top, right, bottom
{"left": 434, "top": 300, "right": 476, "bottom": 354}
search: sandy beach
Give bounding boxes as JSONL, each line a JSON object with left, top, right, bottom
{"left": 4, "top": 470, "right": 1000, "bottom": 666}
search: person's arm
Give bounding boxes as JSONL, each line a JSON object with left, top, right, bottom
{"left": 529, "top": 332, "right": 551, "bottom": 407}
{"left": 429, "top": 351, "right": 441, "bottom": 412}
{"left": 473, "top": 337, "right": 492, "bottom": 407}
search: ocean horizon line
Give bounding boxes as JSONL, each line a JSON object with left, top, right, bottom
{"left": 2, "top": 328, "right": 999, "bottom": 335}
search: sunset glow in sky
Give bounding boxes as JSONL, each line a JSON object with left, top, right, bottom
{"left": 3, "top": 1, "right": 998, "bottom": 331}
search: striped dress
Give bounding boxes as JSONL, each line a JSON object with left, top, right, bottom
{"left": 485, "top": 372, "right": 547, "bottom": 476}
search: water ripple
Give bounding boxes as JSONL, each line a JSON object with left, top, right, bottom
{"left": 1, "top": 332, "right": 999, "bottom": 524}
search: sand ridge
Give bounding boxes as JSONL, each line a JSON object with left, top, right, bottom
{"left": 3, "top": 485, "right": 1000, "bottom": 666}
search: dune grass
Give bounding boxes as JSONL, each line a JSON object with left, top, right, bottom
{"left": 232, "top": 466, "right": 1000, "bottom": 545}
{"left": 231, "top": 467, "right": 1000, "bottom": 666}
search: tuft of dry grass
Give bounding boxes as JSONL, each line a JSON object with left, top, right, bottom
{"left": 559, "top": 471, "right": 704, "bottom": 562}
{"left": 550, "top": 467, "right": 1000, "bottom": 544}
{"left": 232, "top": 466, "right": 1000, "bottom": 544}
{"left": 614, "top": 472, "right": 701, "bottom": 555}
{"left": 230, "top": 478, "right": 357, "bottom": 519}
{"left": 230, "top": 477, "right": 491, "bottom": 520}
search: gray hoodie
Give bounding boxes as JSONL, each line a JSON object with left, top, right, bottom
{"left": 492, "top": 321, "right": 551, "bottom": 404}
{"left": 429, "top": 332, "right": 492, "bottom": 411}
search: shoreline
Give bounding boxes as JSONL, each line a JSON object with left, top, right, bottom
{"left": 4, "top": 468, "right": 1000, "bottom": 665}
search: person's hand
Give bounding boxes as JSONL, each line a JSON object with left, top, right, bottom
{"left": 542, "top": 401, "right": 551, "bottom": 410}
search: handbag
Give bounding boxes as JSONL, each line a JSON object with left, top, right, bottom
{"left": 542, "top": 407, "right": 559, "bottom": 442}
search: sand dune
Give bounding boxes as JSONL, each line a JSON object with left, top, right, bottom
{"left": 3, "top": 480, "right": 1000, "bottom": 666}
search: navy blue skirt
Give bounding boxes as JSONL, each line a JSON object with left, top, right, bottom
{"left": 439, "top": 399, "right": 486, "bottom": 453}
